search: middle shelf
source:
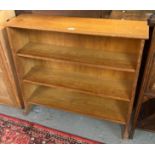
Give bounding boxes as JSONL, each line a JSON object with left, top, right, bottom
{"left": 22, "top": 64, "right": 133, "bottom": 102}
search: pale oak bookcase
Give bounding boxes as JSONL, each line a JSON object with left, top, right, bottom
{"left": 6, "top": 14, "right": 148, "bottom": 138}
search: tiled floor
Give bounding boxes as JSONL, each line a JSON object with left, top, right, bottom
{"left": 0, "top": 104, "right": 155, "bottom": 143}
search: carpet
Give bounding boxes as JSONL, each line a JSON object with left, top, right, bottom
{"left": 0, "top": 113, "right": 102, "bottom": 144}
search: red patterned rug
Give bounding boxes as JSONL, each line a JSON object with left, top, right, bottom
{"left": 0, "top": 113, "right": 101, "bottom": 144}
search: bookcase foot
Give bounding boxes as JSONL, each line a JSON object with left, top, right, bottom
{"left": 23, "top": 104, "right": 33, "bottom": 115}
{"left": 122, "top": 125, "right": 130, "bottom": 139}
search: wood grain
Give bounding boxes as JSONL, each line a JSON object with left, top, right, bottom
{"left": 23, "top": 65, "right": 133, "bottom": 102}
{"left": 7, "top": 14, "right": 148, "bottom": 138}
{"left": 6, "top": 14, "right": 149, "bottom": 39}
{"left": 18, "top": 42, "right": 137, "bottom": 72}
{"left": 24, "top": 84, "right": 129, "bottom": 124}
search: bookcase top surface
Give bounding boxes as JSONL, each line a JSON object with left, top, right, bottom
{"left": 6, "top": 14, "right": 149, "bottom": 39}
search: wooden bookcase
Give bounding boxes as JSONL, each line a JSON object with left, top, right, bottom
{"left": 6, "top": 14, "right": 148, "bottom": 138}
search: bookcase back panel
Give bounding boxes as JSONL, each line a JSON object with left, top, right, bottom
{"left": 28, "top": 29, "right": 141, "bottom": 54}
{"left": 23, "top": 82, "right": 39, "bottom": 100}
{"left": 7, "top": 28, "right": 29, "bottom": 53}
{"left": 8, "top": 28, "right": 142, "bottom": 54}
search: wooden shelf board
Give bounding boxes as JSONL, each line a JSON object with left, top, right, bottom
{"left": 6, "top": 14, "right": 149, "bottom": 39}
{"left": 18, "top": 42, "right": 137, "bottom": 73}
{"left": 23, "top": 66, "right": 132, "bottom": 102}
{"left": 27, "top": 85, "right": 129, "bottom": 124}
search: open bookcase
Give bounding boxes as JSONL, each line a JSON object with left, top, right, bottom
{"left": 6, "top": 14, "right": 148, "bottom": 138}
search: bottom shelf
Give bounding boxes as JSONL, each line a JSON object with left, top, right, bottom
{"left": 26, "top": 85, "right": 129, "bottom": 124}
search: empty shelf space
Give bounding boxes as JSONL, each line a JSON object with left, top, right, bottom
{"left": 17, "top": 42, "right": 137, "bottom": 72}
{"left": 27, "top": 85, "right": 129, "bottom": 124}
{"left": 23, "top": 66, "right": 133, "bottom": 102}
